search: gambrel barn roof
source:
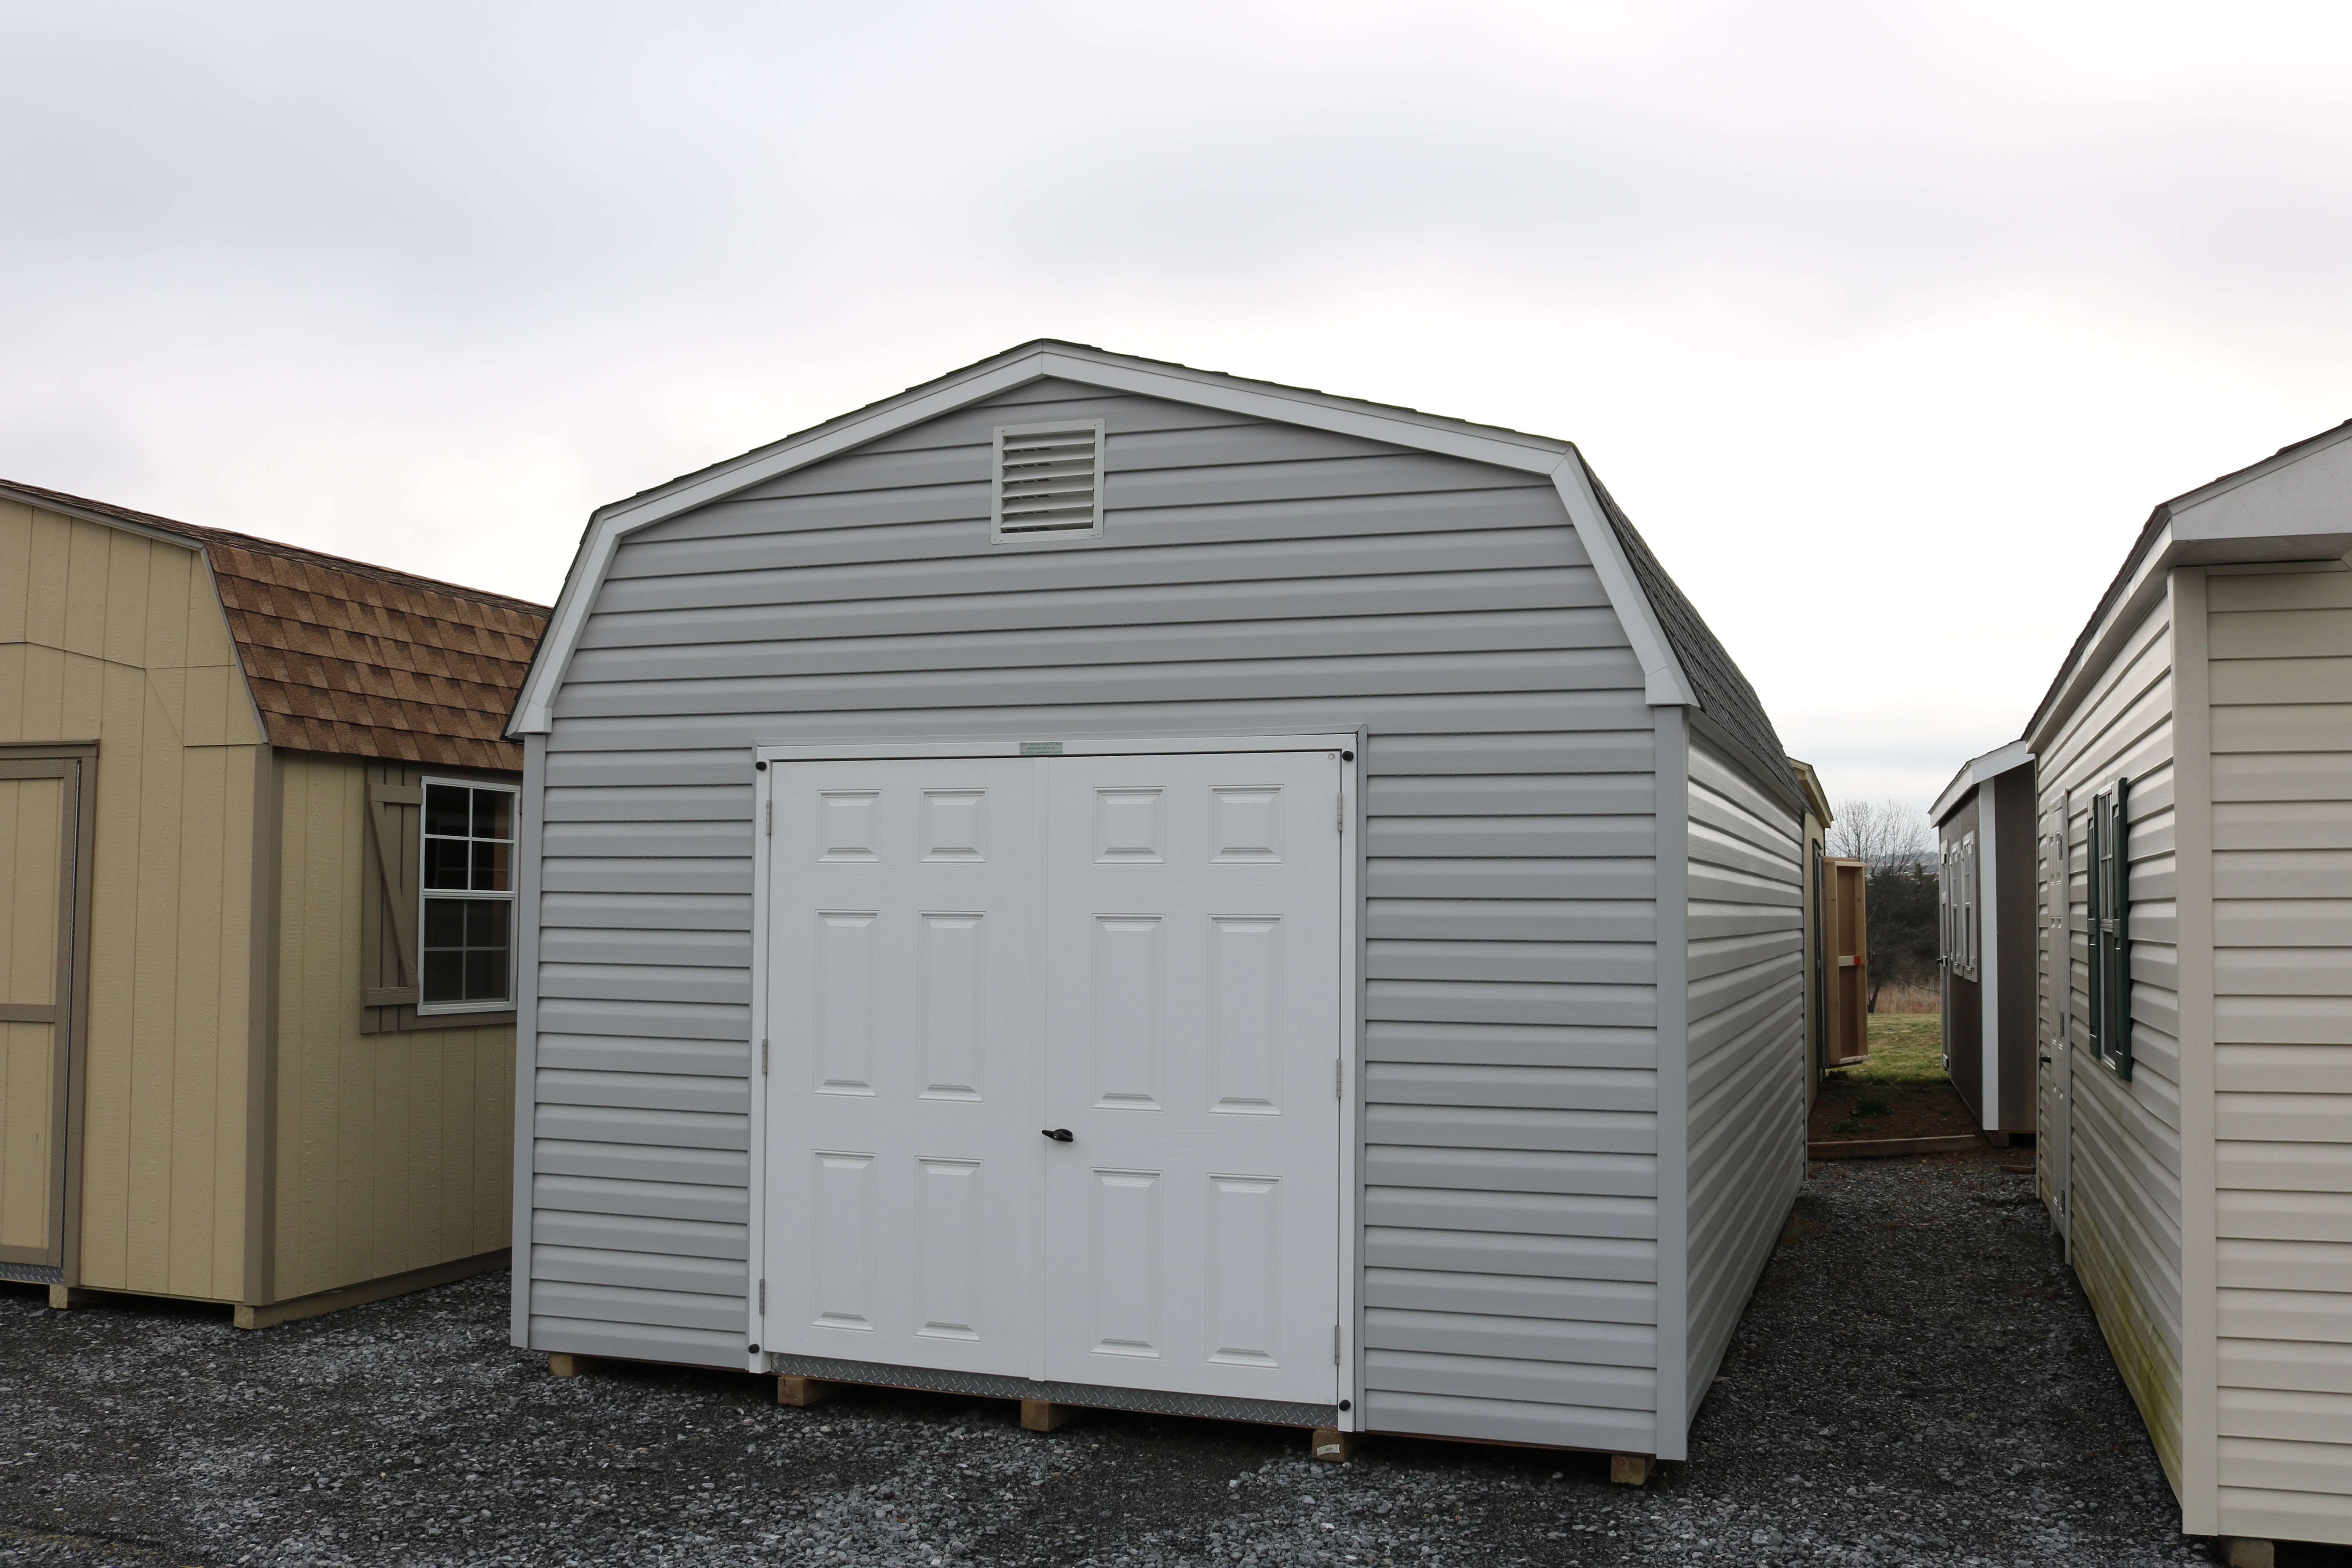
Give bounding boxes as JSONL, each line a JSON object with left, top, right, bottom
{"left": 0, "top": 478, "right": 547, "bottom": 769}
{"left": 511, "top": 339, "right": 1797, "bottom": 799}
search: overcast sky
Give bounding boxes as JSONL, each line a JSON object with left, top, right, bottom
{"left": 5, "top": 2, "right": 2348, "bottom": 813}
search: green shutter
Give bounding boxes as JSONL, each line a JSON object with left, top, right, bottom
{"left": 2106, "top": 776, "right": 2132, "bottom": 1079}
{"left": 2086, "top": 790, "right": 2104, "bottom": 1058}
{"left": 2086, "top": 777, "right": 2134, "bottom": 1081}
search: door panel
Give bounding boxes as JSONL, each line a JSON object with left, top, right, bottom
{"left": 762, "top": 746, "right": 1344, "bottom": 1404}
{"left": 0, "top": 762, "right": 78, "bottom": 1269}
{"left": 766, "top": 759, "right": 1044, "bottom": 1375}
{"left": 1042, "top": 750, "right": 1342, "bottom": 1404}
{"left": 0, "top": 1020, "right": 55, "bottom": 1254}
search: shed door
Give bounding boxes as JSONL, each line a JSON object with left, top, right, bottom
{"left": 766, "top": 759, "right": 1046, "bottom": 1377}
{"left": 763, "top": 749, "right": 1342, "bottom": 1406}
{"left": 1040, "top": 751, "right": 1341, "bottom": 1403}
{"left": 0, "top": 759, "right": 82, "bottom": 1272}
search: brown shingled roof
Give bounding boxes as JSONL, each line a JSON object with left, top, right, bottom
{"left": 2, "top": 479, "right": 547, "bottom": 770}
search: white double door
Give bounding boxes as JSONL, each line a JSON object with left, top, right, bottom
{"left": 760, "top": 748, "right": 1343, "bottom": 1405}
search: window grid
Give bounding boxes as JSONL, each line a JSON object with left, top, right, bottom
{"left": 417, "top": 778, "right": 518, "bottom": 1014}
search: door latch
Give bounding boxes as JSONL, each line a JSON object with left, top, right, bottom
{"left": 1040, "top": 1128, "right": 1074, "bottom": 1142}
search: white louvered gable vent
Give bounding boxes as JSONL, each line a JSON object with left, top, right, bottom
{"left": 992, "top": 420, "right": 1105, "bottom": 543}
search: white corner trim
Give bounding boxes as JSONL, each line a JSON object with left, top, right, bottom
{"left": 1549, "top": 457, "right": 1697, "bottom": 708}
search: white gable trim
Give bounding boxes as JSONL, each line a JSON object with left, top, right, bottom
{"left": 510, "top": 345, "right": 1695, "bottom": 733}
{"left": 1550, "top": 457, "right": 1698, "bottom": 708}
{"left": 1931, "top": 739, "right": 2034, "bottom": 824}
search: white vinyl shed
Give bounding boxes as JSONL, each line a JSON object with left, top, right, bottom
{"left": 505, "top": 341, "right": 1809, "bottom": 1467}
{"left": 2024, "top": 419, "right": 2352, "bottom": 1563}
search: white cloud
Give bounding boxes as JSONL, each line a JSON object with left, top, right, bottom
{"left": 4, "top": 0, "right": 2349, "bottom": 804}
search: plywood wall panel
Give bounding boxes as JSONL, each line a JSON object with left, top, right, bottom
{"left": 272, "top": 750, "right": 513, "bottom": 1302}
{"left": 0, "top": 509, "right": 261, "bottom": 1301}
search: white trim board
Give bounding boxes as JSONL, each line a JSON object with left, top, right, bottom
{"left": 751, "top": 733, "right": 1362, "bottom": 762}
{"left": 739, "top": 730, "right": 1365, "bottom": 1424}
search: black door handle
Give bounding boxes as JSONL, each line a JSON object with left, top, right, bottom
{"left": 1041, "top": 1128, "right": 1074, "bottom": 1143}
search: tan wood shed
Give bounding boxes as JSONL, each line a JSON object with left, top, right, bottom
{"left": 2020, "top": 421, "right": 2352, "bottom": 1564}
{"left": 1822, "top": 857, "right": 1868, "bottom": 1069}
{"left": 1789, "top": 758, "right": 1837, "bottom": 1100}
{"left": 0, "top": 479, "right": 546, "bottom": 1327}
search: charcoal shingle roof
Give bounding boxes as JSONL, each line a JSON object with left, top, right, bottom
{"left": 1583, "top": 468, "right": 1799, "bottom": 799}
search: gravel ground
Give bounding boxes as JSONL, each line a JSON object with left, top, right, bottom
{"left": 0, "top": 1154, "right": 2313, "bottom": 1568}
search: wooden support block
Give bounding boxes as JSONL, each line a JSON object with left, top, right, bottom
{"left": 2222, "top": 1539, "right": 2274, "bottom": 1568}
{"left": 548, "top": 1353, "right": 588, "bottom": 1378}
{"left": 778, "top": 1376, "right": 836, "bottom": 1408}
{"left": 1311, "top": 1429, "right": 1357, "bottom": 1463}
{"left": 1020, "top": 1399, "right": 1073, "bottom": 1432}
{"left": 1609, "top": 1454, "right": 1653, "bottom": 1486}
{"left": 46, "top": 1285, "right": 95, "bottom": 1310}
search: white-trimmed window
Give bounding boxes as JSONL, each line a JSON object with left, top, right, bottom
{"left": 417, "top": 777, "right": 517, "bottom": 1012}
{"left": 991, "top": 420, "right": 1105, "bottom": 543}
{"left": 1939, "top": 831, "right": 1979, "bottom": 981}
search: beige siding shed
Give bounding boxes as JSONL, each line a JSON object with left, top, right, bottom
{"left": 2024, "top": 421, "right": 2352, "bottom": 1557}
{"left": 0, "top": 479, "right": 544, "bottom": 1325}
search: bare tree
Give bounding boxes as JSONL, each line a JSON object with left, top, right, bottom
{"left": 1829, "top": 799, "right": 1936, "bottom": 1009}
{"left": 1829, "top": 798, "right": 1929, "bottom": 870}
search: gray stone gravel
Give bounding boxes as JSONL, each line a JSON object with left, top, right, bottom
{"left": 0, "top": 1155, "right": 2289, "bottom": 1567}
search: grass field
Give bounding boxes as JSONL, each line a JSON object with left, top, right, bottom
{"left": 1845, "top": 1013, "right": 1946, "bottom": 1084}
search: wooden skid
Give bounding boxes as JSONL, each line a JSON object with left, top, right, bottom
{"left": 1311, "top": 1429, "right": 1357, "bottom": 1463}
{"left": 537, "top": 1351, "right": 1367, "bottom": 1450}
{"left": 1609, "top": 1454, "right": 1652, "bottom": 1485}
{"left": 779, "top": 1376, "right": 836, "bottom": 1408}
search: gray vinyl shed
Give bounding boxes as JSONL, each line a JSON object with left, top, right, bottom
{"left": 504, "top": 341, "right": 1809, "bottom": 1465}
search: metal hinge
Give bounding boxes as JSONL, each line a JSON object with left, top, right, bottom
{"left": 761, "top": 1038, "right": 769, "bottom": 1075}
{"left": 759, "top": 1279, "right": 766, "bottom": 1314}
{"left": 1334, "top": 1325, "right": 1341, "bottom": 1365}
{"left": 1335, "top": 1058, "right": 1342, "bottom": 1100}
{"left": 1336, "top": 793, "right": 1345, "bottom": 833}
{"left": 765, "top": 800, "right": 773, "bottom": 836}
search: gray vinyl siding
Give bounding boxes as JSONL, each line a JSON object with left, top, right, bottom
{"left": 1679, "top": 733, "right": 1807, "bottom": 1415}
{"left": 521, "top": 375, "right": 1717, "bottom": 1452}
{"left": 2040, "top": 596, "right": 2186, "bottom": 1486}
